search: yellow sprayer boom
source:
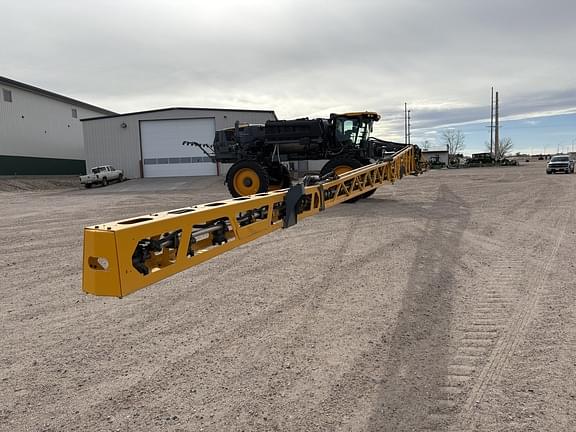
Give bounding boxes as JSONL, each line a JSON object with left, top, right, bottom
{"left": 83, "top": 145, "right": 424, "bottom": 298}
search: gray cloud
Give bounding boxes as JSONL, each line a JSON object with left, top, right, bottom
{"left": 2, "top": 0, "right": 575, "bottom": 141}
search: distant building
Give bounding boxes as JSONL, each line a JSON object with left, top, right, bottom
{"left": 422, "top": 146, "right": 449, "bottom": 166}
{"left": 82, "top": 108, "right": 277, "bottom": 179}
{"left": 0, "top": 76, "right": 115, "bottom": 175}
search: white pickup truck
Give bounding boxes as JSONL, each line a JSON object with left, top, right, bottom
{"left": 80, "top": 165, "right": 124, "bottom": 188}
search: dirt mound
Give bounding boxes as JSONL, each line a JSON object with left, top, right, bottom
{"left": 0, "top": 176, "right": 82, "bottom": 192}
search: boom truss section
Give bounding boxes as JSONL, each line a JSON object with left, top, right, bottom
{"left": 83, "top": 145, "right": 423, "bottom": 298}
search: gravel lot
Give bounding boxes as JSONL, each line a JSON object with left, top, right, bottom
{"left": 1, "top": 162, "right": 575, "bottom": 431}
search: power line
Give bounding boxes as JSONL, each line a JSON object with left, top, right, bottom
{"left": 495, "top": 91, "right": 499, "bottom": 160}
{"left": 408, "top": 109, "right": 411, "bottom": 145}
{"left": 404, "top": 103, "right": 408, "bottom": 145}
{"left": 490, "top": 86, "right": 494, "bottom": 155}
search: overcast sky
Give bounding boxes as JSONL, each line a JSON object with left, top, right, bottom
{"left": 2, "top": 0, "right": 575, "bottom": 150}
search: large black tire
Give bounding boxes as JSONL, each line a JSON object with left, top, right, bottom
{"left": 321, "top": 157, "right": 365, "bottom": 203}
{"left": 84, "top": 183, "right": 92, "bottom": 189}
{"left": 226, "top": 160, "right": 270, "bottom": 197}
{"left": 357, "top": 159, "right": 378, "bottom": 199}
{"left": 266, "top": 163, "right": 292, "bottom": 191}
{"left": 320, "top": 157, "right": 363, "bottom": 177}
{"left": 118, "top": 173, "right": 124, "bottom": 182}
{"left": 101, "top": 177, "right": 108, "bottom": 187}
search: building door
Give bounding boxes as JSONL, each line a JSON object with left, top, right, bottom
{"left": 140, "top": 118, "right": 216, "bottom": 177}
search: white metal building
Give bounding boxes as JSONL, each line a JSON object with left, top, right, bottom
{"left": 82, "top": 108, "right": 277, "bottom": 178}
{"left": 0, "top": 76, "right": 115, "bottom": 175}
{"left": 422, "top": 146, "right": 450, "bottom": 166}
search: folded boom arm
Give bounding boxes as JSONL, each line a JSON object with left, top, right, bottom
{"left": 83, "top": 145, "right": 424, "bottom": 298}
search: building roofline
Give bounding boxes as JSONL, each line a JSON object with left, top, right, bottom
{"left": 422, "top": 148, "right": 449, "bottom": 152}
{"left": 80, "top": 106, "right": 278, "bottom": 122}
{"left": 0, "top": 76, "right": 117, "bottom": 116}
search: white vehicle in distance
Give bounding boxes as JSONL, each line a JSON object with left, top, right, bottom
{"left": 546, "top": 155, "right": 574, "bottom": 174}
{"left": 80, "top": 165, "right": 124, "bottom": 188}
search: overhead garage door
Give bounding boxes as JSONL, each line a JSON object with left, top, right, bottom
{"left": 140, "top": 118, "right": 217, "bottom": 177}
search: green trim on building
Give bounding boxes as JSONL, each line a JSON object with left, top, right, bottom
{"left": 0, "top": 155, "right": 86, "bottom": 175}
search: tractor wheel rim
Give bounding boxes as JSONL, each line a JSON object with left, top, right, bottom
{"left": 233, "top": 168, "right": 260, "bottom": 195}
{"left": 334, "top": 165, "right": 352, "bottom": 176}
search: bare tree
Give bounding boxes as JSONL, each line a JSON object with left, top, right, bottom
{"left": 497, "top": 137, "right": 513, "bottom": 159}
{"left": 485, "top": 137, "right": 513, "bottom": 159}
{"left": 441, "top": 129, "right": 465, "bottom": 156}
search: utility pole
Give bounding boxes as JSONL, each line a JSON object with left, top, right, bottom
{"left": 404, "top": 103, "right": 408, "bottom": 145}
{"left": 490, "top": 87, "right": 494, "bottom": 156}
{"left": 408, "top": 109, "right": 411, "bottom": 145}
{"left": 494, "top": 91, "right": 499, "bottom": 161}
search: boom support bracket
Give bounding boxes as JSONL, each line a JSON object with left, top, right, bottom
{"left": 283, "top": 183, "right": 305, "bottom": 228}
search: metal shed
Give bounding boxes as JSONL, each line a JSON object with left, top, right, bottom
{"left": 0, "top": 76, "right": 115, "bottom": 175}
{"left": 422, "top": 147, "right": 450, "bottom": 166}
{"left": 82, "top": 107, "right": 277, "bottom": 179}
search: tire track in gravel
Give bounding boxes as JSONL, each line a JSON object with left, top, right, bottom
{"left": 487, "top": 274, "right": 576, "bottom": 431}
{"left": 419, "top": 174, "right": 571, "bottom": 431}
{"left": 360, "top": 172, "right": 561, "bottom": 431}
{"left": 447, "top": 177, "right": 574, "bottom": 431}
{"left": 422, "top": 254, "right": 528, "bottom": 431}
{"left": 453, "top": 206, "right": 572, "bottom": 430}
